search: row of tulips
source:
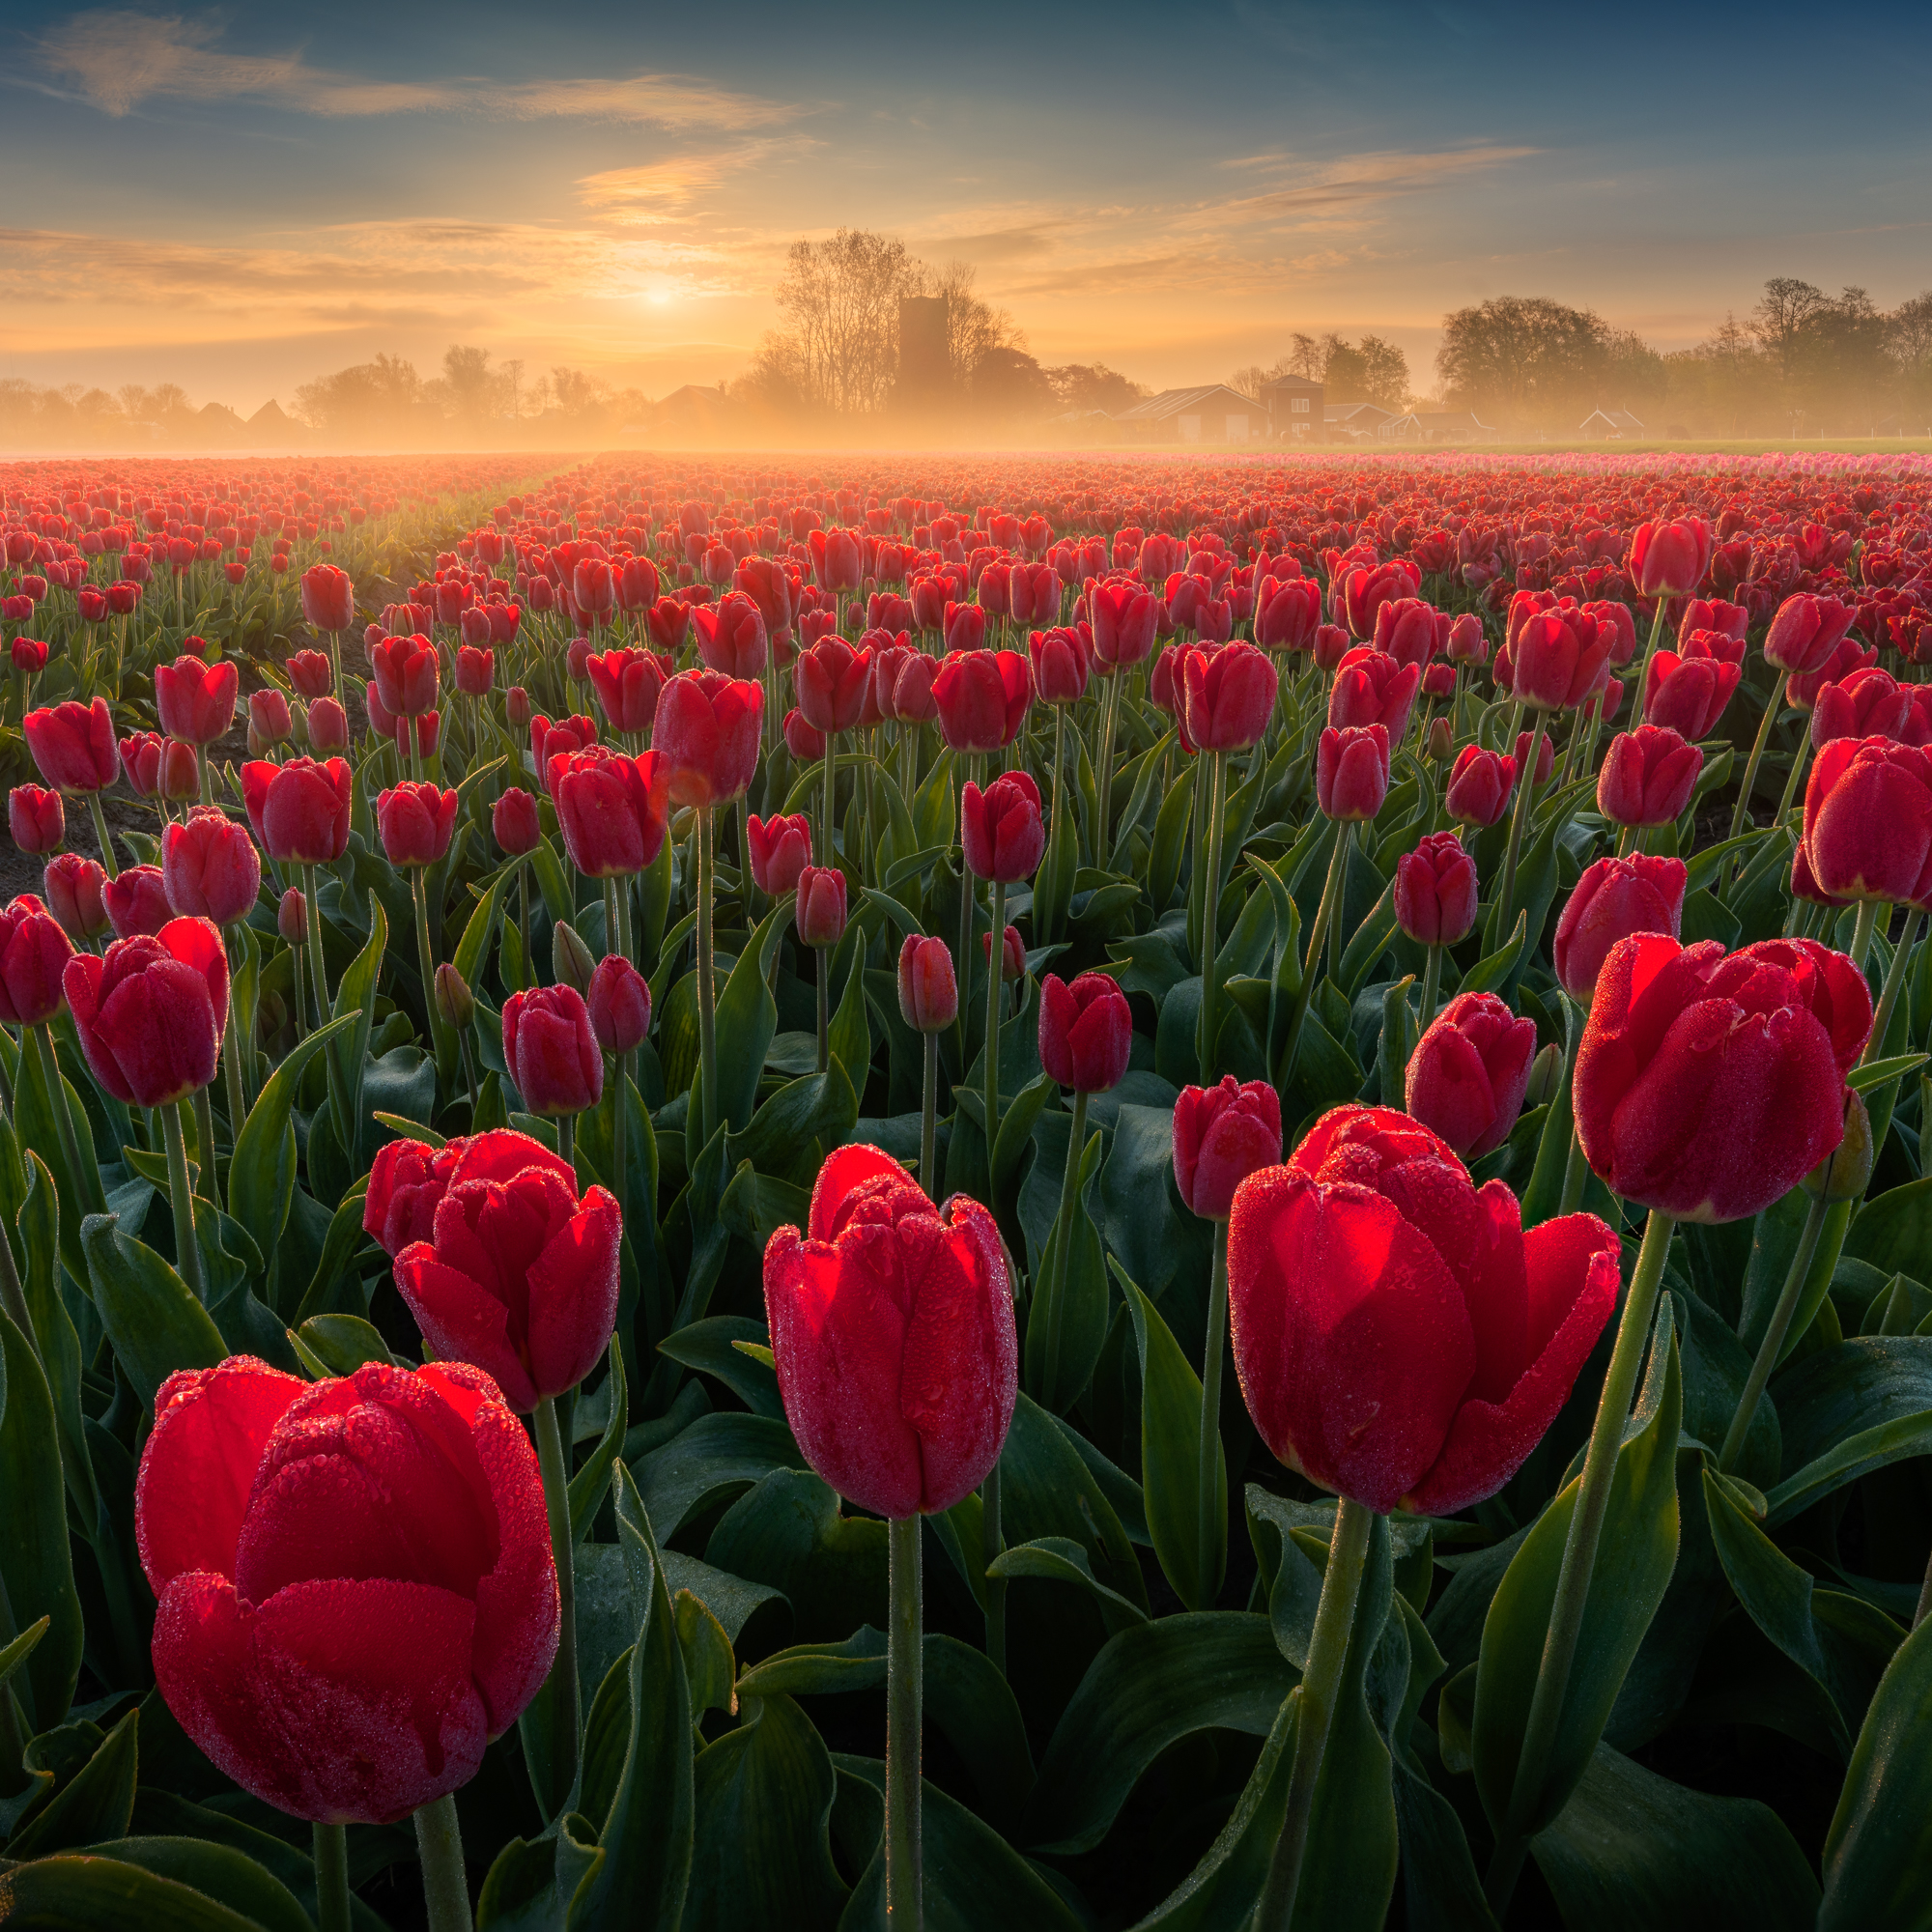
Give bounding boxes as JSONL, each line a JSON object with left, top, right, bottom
{"left": 1, "top": 450, "right": 1931, "bottom": 1932}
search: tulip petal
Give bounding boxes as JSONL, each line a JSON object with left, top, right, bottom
{"left": 393, "top": 1248, "right": 537, "bottom": 1411}
{"left": 1406, "top": 1213, "right": 1620, "bottom": 1516}
{"left": 524, "top": 1190, "right": 622, "bottom": 1405}
{"left": 808, "top": 1143, "right": 919, "bottom": 1241}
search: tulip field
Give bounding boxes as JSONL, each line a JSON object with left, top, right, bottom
{"left": 6, "top": 446, "right": 1932, "bottom": 1932}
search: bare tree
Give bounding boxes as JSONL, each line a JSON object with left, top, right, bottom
{"left": 1749, "top": 277, "right": 1830, "bottom": 377}
{"left": 774, "top": 229, "right": 923, "bottom": 417}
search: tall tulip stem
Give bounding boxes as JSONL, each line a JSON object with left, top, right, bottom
{"left": 1848, "top": 897, "right": 1880, "bottom": 975}
{"left": 696, "top": 805, "right": 718, "bottom": 1146}
{"left": 1196, "top": 1221, "right": 1231, "bottom": 1607}
{"left": 886, "top": 1513, "right": 924, "bottom": 1930}
{"left": 1277, "top": 817, "right": 1351, "bottom": 1098}
{"left": 1485, "top": 1206, "right": 1676, "bottom": 1915}
{"left": 302, "top": 865, "right": 330, "bottom": 1025}
{"left": 1634, "top": 594, "right": 1671, "bottom": 699}
{"left": 1728, "top": 668, "right": 1790, "bottom": 846}
{"left": 815, "top": 941, "right": 830, "bottom": 1077}
{"left": 532, "top": 1394, "right": 581, "bottom": 1804}
{"left": 1494, "top": 710, "right": 1546, "bottom": 942}
{"left": 1094, "top": 672, "right": 1121, "bottom": 865}
{"left": 192, "top": 1087, "right": 219, "bottom": 1199}
{"left": 1040, "top": 1089, "right": 1091, "bottom": 1406}
{"left": 1418, "top": 942, "right": 1443, "bottom": 1036}
{"left": 413, "top": 1792, "right": 473, "bottom": 1932}
{"left": 920, "top": 1032, "right": 939, "bottom": 1200}
{"left": 87, "top": 789, "right": 121, "bottom": 878}
{"left": 983, "top": 880, "right": 1007, "bottom": 1154}
{"left": 1718, "top": 1188, "right": 1830, "bottom": 1476}
{"left": 1254, "top": 1493, "right": 1377, "bottom": 1931}
{"left": 1199, "top": 750, "right": 1228, "bottom": 1085}
{"left": 1865, "top": 905, "right": 1921, "bottom": 1062}
{"left": 313, "top": 1822, "right": 351, "bottom": 1932}
{"left": 31, "top": 1024, "right": 92, "bottom": 1215}
{"left": 160, "top": 1097, "right": 207, "bottom": 1303}
{"left": 981, "top": 1455, "right": 1007, "bottom": 1676}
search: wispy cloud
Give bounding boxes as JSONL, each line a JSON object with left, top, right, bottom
{"left": 34, "top": 10, "right": 809, "bottom": 128}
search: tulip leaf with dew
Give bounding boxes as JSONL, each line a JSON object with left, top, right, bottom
{"left": 1519, "top": 997, "right": 1584, "bottom": 1228}
{"left": 703, "top": 900, "right": 788, "bottom": 1137}
{"left": 628, "top": 1410, "right": 809, "bottom": 1544}
{"left": 1458, "top": 911, "right": 1530, "bottom": 999}
{"left": 717, "top": 1162, "right": 814, "bottom": 1257}
{"left": 732, "top": 1625, "right": 889, "bottom": 1701}
{"left": 0, "top": 1852, "right": 275, "bottom": 1932}
{"left": 450, "top": 861, "right": 511, "bottom": 993}
{"left": 287, "top": 1313, "right": 394, "bottom": 1380}
{"left": 79, "top": 1210, "right": 225, "bottom": 1412}
{"left": 1701, "top": 1466, "right": 1901, "bottom": 1759}
{"left": 6, "top": 1702, "right": 138, "bottom": 1858}
{"left": 1338, "top": 878, "right": 1400, "bottom": 1001}
{"left": 1021, "top": 1110, "right": 1107, "bottom": 1415}
{"left": 14, "top": 1021, "right": 106, "bottom": 1285}
{"left": 54, "top": 1836, "right": 316, "bottom": 1932}
{"left": 1846, "top": 1052, "right": 1930, "bottom": 1094}
{"left": 1534, "top": 1745, "right": 1819, "bottom": 1932}
{"left": 826, "top": 951, "right": 871, "bottom": 1090}
{"left": 657, "top": 1317, "right": 782, "bottom": 1419}
{"left": 16, "top": 1152, "right": 99, "bottom": 1531}
{"left": 1472, "top": 1296, "right": 1683, "bottom": 1840}
{"left": 1118, "top": 1268, "right": 1224, "bottom": 1613}
{"left": 1148, "top": 760, "right": 1198, "bottom": 916}
{"left": 227, "top": 1012, "right": 358, "bottom": 1271}
{"left": 724, "top": 1065, "right": 859, "bottom": 1187}
{"left": 674, "top": 1592, "right": 738, "bottom": 1722}
{"left": 290, "top": 1182, "right": 372, "bottom": 1327}
{"left": 1020, "top": 1611, "right": 1296, "bottom": 1856}
{"left": 371, "top": 1111, "right": 445, "bottom": 1148}
{"left": 0, "top": 1309, "right": 85, "bottom": 1734}
{"left": 991, "top": 1072, "right": 1055, "bottom": 1221}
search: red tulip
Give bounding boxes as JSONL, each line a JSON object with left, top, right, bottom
{"left": 943, "top": 602, "right": 987, "bottom": 654}
{"left": 619, "top": 554, "right": 663, "bottom": 612}
{"left": 305, "top": 697, "right": 348, "bottom": 754}
{"left": 898, "top": 933, "right": 959, "bottom": 1033}
{"left": 1574, "top": 934, "right": 1870, "bottom": 1221}
{"left": 1254, "top": 577, "right": 1322, "bottom": 655}
{"left": 653, "top": 670, "right": 762, "bottom": 808}
{"left": 1327, "top": 647, "right": 1420, "bottom": 740}
{"left": 103, "top": 864, "right": 174, "bottom": 940}
{"left": 66, "top": 916, "right": 228, "bottom": 1106}
{"left": 1394, "top": 832, "right": 1478, "bottom": 946}
{"left": 981, "top": 923, "right": 1026, "bottom": 982}
{"left": 1764, "top": 593, "right": 1855, "bottom": 675}
{"left": 1316, "top": 724, "right": 1390, "bottom": 822}
{"left": 455, "top": 644, "right": 495, "bottom": 696}
{"left": 1788, "top": 638, "right": 1875, "bottom": 713}
{"left": 645, "top": 596, "right": 691, "bottom": 655}
{"left": 1038, "top": 971, "right": 1132, "bottom": 1093}
{"left": 1513, "top": 609, "right": 1610, "bottom": 712}
{"left": 795, "top": 637, "right": 873, "bottom": 735}
{"left": 584, "top": 647, "right": 670, "bottom": 736}
{"left": 1581, "top": 599, "right": 1637, "bottom": 667}
{"left": 1553, "top": 854, "right": 1688, "bottom": 1002}
{"left": 1227, "top": 1104, "right": 1619, "bottom": 1513}
{"left": 242, "top": 757, "right": 352, "bottom": 866}
{"left": 1372, "top": 597, "right": 1449, "bottom": 669}
{"left": 493, "top": 787, "right": 540, "bottom": 857}
{"left": 932, "top": 649, "right": 1031, "bottom": 753}
{"left": 692, "top": 592, "right": 769, "bottom": 679}
{"left": 1444, "top": 746, "right": 1516, "bottom": 829}
{"left": 1810, "top": 667, "right": 1912, "bottom": 749}
{"left": 135, "top": 1354, "right": 556, "bottom": 1823}
{"left": 1173, "top": 1076, "right": 1282, "bottom": 1219}
{"left": 369, "top": 633, "right": 439, "bottom": 717}
{"left": 24, "top": 697, "right": 117, "bottom": 792}
{"left": 43, "top": 853, "right": 109, "bottom": 942}
{"left": 501, "top": 984, "right": 603, "bottom": 1116}
{"left": 795, "top": 865, "right": 848, "bottom": 949}
{"left": 286, "top": 650, "right": 333, "bottom": 699}
{"left": 1445, "top": 612, "right": 1488, "bottom": 666}
{"left": 1405, "top": 991, "right": 1537, "bottom": 1159}
{"left": 11, "top": 636, "right": 49, "bottom": 673}
{"left": 1799, "top": 736, "right": 1932, "bottom": 907}
{"left": 152, "top": 655, "right": 235, "bottom": 747}
{"left": 1596, "top": 725, "right": 1703, "bottom": 828}
{"left": 587, "top": 954, "right": 651, "bottom": 1055}
{"left": 394, "top": 1130, "right": 619, "bottom": 1411}
{"left": 763, "top": 1145, "right": 1016, "bottom": 1518}
{"left": 549, "top": 748, "right": 669, "bottom": 880}
{"left": 962, "top": 771, "right": 1045, "bottom": 883}
{"left": 1312, "top": 622, "right": 1350, "bottom": 671}
{"left": 1677, "top": 598, "right": 1747, "bottom": 645}
{"left": 8, "top": 784, "right": 64, "bottom": 854}
{"left": 1029, "top": 625, "right": 1091, "bottom": 704}
{"left": 298, "top": 561, "right": 355, "bottom": 633}
{"left": 0, "top": 895, "right": 74, "bottom": 1027}
{"left": 1513, "top": 727, "right": 1558, "bottom": 786}
{"left": 376, "top": 781, "right": 458, "bottom": 868}
{"left": 1090, "top": 582, "right": 1159, "bottom": 669}
{"left": 1182, "top": 640, "right": 1277, "bottom": 752}
{"left": 1641, "top": 634, "right": 1740, "bottom": 740}
{"left": 747, "top": 811, "right": 812, "bottom": 896}
{"left": 1341, "top": 560, "right": 1421, "bottom": 640}
{"left": 248, "top": 688, "right": 293, "bottom": 751}
{"left": 1630, "top": 518, "right": 1712, "bottom": 597}
{"left": 571, "top": 558, "right": 616, "bottom": 626}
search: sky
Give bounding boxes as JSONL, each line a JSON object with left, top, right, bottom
{"left": 2, "top": 0, "right": 1930, "bottom": 414}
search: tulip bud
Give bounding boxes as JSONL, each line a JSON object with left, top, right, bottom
{"left": 553, "top": 920, "right": 596, "bottom": 993}
{"left": 587, "top": 952, "right": 651, "bottom": 1055}
{"left": 1804, "top": 1090, "right": 1873, "bottom": 1203}
{"left": 493, "top": 786, "right": 541, "bottom": 857}
{"left": 305, "top": 696, "right": 349, "bottom": 753}
{"left": 1424, "top": 714, "right": 1454, "bottom": 762}
{"left": 435, "top": 961, "right": 475, "bottom": 1032}
{"left": 44, "top": 852, "right": 111, "bottom": 942}
{"left": 1393, "top": 833, "right": 1478, "bottom": 947}
{"left": 981, "top": 923, "right": 1026, "bottom": 981}
{"left": 278, "top": 887, "right": 307, "bottom": 946}
{"left": 1524, "top": 1039, "right": 1565, "bottom": 1109}
{"left": 897, "top": 933, "right": 958, "bottom": 1033}
{"left": 1172, "top": 1075, "right": 1282, "bottom": 1219}
{"left": 1315, "top": 724, "right": 1390, "bottom": 822}
{"left": 507, "top": 685, "right": 533, "bottom": 727}
{"left": 782, "top": 706, "right": 826, "bottom": 760}
{"left": 795, "top": 866, "right": 848, "bottom": 949}
{"left": 9, "top": 784, "right": 65, "bottom": 854}
{"left": 249, "top": 688, "right": 293, "bottom": 747}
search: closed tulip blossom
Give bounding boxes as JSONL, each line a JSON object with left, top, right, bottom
{"left": 393, "top": 1129, "right": 620, "bottom": 1412}
{"left": 1341, "top": 560, "right": 1421, "bottom": 640}
{"left": 1316, "top": 724, "right": 1390, "bottom": 822}
{"left": 134, "top": 1354, "right": 557, "bottom": 1824}
{"left": 898, "top": 933, "right": 959, "bottom": 1033}
{"left": 691, "top": 593, "right": 768, "bottom": 679}
{"left": 587, "top": 954, "right": 651, "bottom": 1056}
{"left": 550, "top": 747, "right": 668, "bottom": 879}
{"left": 1574, "top": 935, "right": 1870, "bottom": 1221}
{"left": 248, "top": 688, "right": 293, "bottom": 751}
{"left": 502, "top": 984, "right": 603, "bottom": 1117}
{"left": 298, "top": 561, "right": 355, "bottom": 633}
{"left": 455, "top": 643, "right": 495, "bottom": 696}
{"left": 1597, "top": 725, "right": 1704, "bottom": 827}
{"left": 44, "top": 852, "right": 109, "bottom": 942}
{"left": 795, "top": 865, "right": 848, "bottom": 950}
{"left": 242, "top": 756, "right": 352, "bottom": 866}
{"left": 1183, "top": 640, "right": 1278, "bottom": 752}
{"left": 1173, "top": 1076, "right": 1283, "bottom": 1219}
{"left": 376, "top": 781, "right": 458, "bottom": 868}
{"left": 1643, "top": 635, "right": 1742, "bottom": 740}
{"left": 1513, "top": 609, "right": 1610, "bottom": 711}
{"left": 1553, "top": 854, "right": 1689, "bottom": 1001}
{"left": 584, "top": 646, "right": 670, "bottom": 736}
{"left": 1227, "top": 1105, "right": 1619, "bottom": 1513}
{"left": 286, "top": 649, "right": 333, "bottom": 699}
{"left": 1028, "top": 625, "right": 1091, "bottom": 704}
{"left": 493, "top": 787, "right": 541, "bottom": 857}
{"left": 155, "top": 654, "right": 239, "bottom": 746}
{"left": 24, "top": 697, "right": 117, "bottom": 793}
{"left": 1394, "top": 832, "right": 1479, "bottom": 946}
{"left": 1090, "top": 582, "right": 1160, "bottom": 668}
{"left": 1799, "top": 736, "right": 1932, "bottom": 907}
{"left": 1444, "top": 745, "right": 1517, "bottom": 829}
{"left": 1789, "top": 638, "right": 1876, "bottom": 714}
{"left": 762, "top": 1145, "right": 1017, "bottom": 1520}
{"left": 981, "top": 923, "right": 1026, "bottom": 982}
{"left": 1445, "top": 612, "right": 1489, "bottom": 666}
{"left": 1764, "top": 593, "right": 1856, "bottom": 675}
{"left": 104, "top": 864, "right": 173, "bottom": 940}
{"left": 748, "top": 811, "right": 812, "bottom": 896}
{"left": 1405, "top": 991, "right": 1537, "bottom": 1159}
{"left": 65, "top": 916, "right": 229, "bottom": 1107}
{"left": 932, "top": 649, "right": 1031, "bottom": 753}
{"left": 1328, "top": 648, "right": 1420, "bottom": 740}
{"left": 795, "top": 636, "right": 874, "bottom": 735}
{"left": 9, "top": 784, "right": 64, "bottom": 854}
{"left": 1629, "top": 517, "right": 1713, "bottom": 597}
{"left": 369, "top": 633, "right": 440, "bottom": 717}
{"left": 1810, "top": 668, "right": 1912, "bottom": 749}
{"left": 1039, "top": 971, "right": 1132, "bottom": 1094}
{"left": 1678, "top": 598, "right": 1748, "bottom": 646}
{"left": 1255, "top": 577, "right": 1322, "bottom": 655}
{"left": 653, "top": 670, "right": 762, "bottom": 808}
{"left": 962, "top": 771, "right": 1045, "bottom": 882}
{"left": 1372, "top": 597, "right": 1449, "bottom": 669}
{"left": 0, "top": 894, "right": 74, "bottom": 1028}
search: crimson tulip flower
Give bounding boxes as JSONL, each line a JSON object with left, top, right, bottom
{"left": 0, "top": 894, "right": 73, "bottom": 1028}
{"left": 103, "top": 864, "right": 173, "bottom": 940}
{"left": 8, "top": 784, "right": 64, "bottom": 854}
{"left": 242, "top": 757, "right": 352, "bottom": 866}
{"left": 66, "top": 916, "right": 228, "bottom": 1107}
{"left": 1644, "top": 636, "right": 1742, "bottom": 740}
{"left": 1597, "top": 725, "right": 1703, "bottom": 828}
{"left": 653, "top": 670, "right": 762, "bottom": 808}
{"left": 502, "top": 984, "right": 603, "bottom": 1117}
{"left": 1553, "top": 854, "right": 1688, "bottom": 1002}
{"left": 1254, "top": 577, "right": 1322, "bottom": 654}
{"left": 376, "top": 781, "right": 459, "bottom": 868}
{"left": 1810, "top": 668, "right": 1911, "bottom": 749}
{"left": 1764, "top": 593, "right": 1855, "bottom": 674}
{"left": 1630, "top": 518, "right": 1712, "bottom": 597}
{"left": 1444, "top": 746, "right": 1516, "bottom": 829}
{"left": 747, "top": 811, "right": 812, "bottom": 897}
{"left": 587, "top": 954, "right": 651, "bottom": 1055}
{"left": 1328, "top": 647, "right": 1420, "bottom": 740}
{"left": 961, "top": 771, "right": 1045, "bottom": 883}
{"left": 932, "top": 649, "right": 1031, "bottom": 753}
{"left": 1183, "top": 640, "right": 1277, "bottom": 752}
{"left": 1394, "top": 832, "right": 1478, "bottom": 947}
{"left": 1405, "top": 991, "right": 1537, "bottom": 1160}
{"left": 898, "top": 934, "right": 958, "bottom": 1033}
{"left": 1173, "top": 1076, "right": 1282, "bottom": 1220}
{"left": 1038, "top": 971, "right": 1132, "bottom": 1094}
{"left": 1372, "top": 597, "right": 1449, "bottom": 669}
{"left": 1029, "top": 625, "right": 1091, "bottom": 704}
{"left": 1090, "top": 582, "right": 1159, "bottom": 668}
{"left": 44, "top": 853, "right": 109, "bottom": 942}
{"left": 584, "top": 647, "right": 670, "bottom": 736}
{"left": 1316, "top": 724, "right": 1390, "bottom": 822}
{"left": 298, "top": 561, "right": 355, "bottom": 633}
{"left": 24, "top": 697, "right": 117, "bottom": 793}
{"left": 550, "top": 747, "right": 668, "bottom": 879}
{"left": 692, "top": 592, "right": 769, "bottom": 679}
{"left": 155, "top": 654, "right": 238, "bottom": 745}
{"left": 1799, "top": 736, "right": 1932, "bottom": 907}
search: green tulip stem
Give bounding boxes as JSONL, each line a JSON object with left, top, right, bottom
{"left": 1771, "top": 731, "right": 1813, "bottom": 830}
{"left": 159, "top": 1097, "right": 207, "bottom": 1303}
{"left": 87, "top": 789, "right": 120, "bottom": 878}
{"left": 32, "top": 1024, "right": 98, "bottom": 1219}
{"left": 1634, "top": 594, "right": 1671, "bottom": 701}
{"left": 302, "top": 865, "right": 330, "bottom": 1025}
{"left": 532, "top": 1393, "right": 581, "bottom": 1804}
{"left": 1047, "top": 703, "right": 1067, "bottom": 921}
{"left": 1094, "top": 671, "right": 1122, "bottom": 865}
{"left": 1485, "top": 1205, "right": 1677, "bottom": 1916}
{"left": 519, "top": 862, "right": 535, "bottom": 991}
{"left": 1728, "top": 668, "right": 1790, "bottom": 846}
{"left": 920, "top": 1031, "right": 939, "bottom": 1201}
{"left": 192, "top": 1086, "right": 219, "bottom": 1199}
{"left": 1718, "top": 1188, "right": 1831, "bottom": 1477}
{"left": 412, "top": 1792, "right": 473, "bottom": 1932}
{"left": 1199, "top": 750, "right": 1228, "bottom": 1086}
{"left": 821, "top": 728, "right": 838, "bottom": 862}
{"left": 1276, "top": 819, "right": 1351, "bottom": 1097}
{"left": 886, "top": 1512, "right": 924, "bottom": 1931}
{"left": 696, "top": 805, "right": 718, "bottom": 1147}
{"left": 221, "top": 943, "right": 250, "bottom": 1127}
{"left": 984, "top": 879, "right": 1007, "bottom": 1154}
{"left": 1196, "top": 1221, "right": 1231, "bottom": 1609}
{"left": 1848, "top": 897, "right": 1881, "bottom": 975}
{"left": 413, "top": 867, "right": 456, "bottom": 1092}
{"left": 313, "top": 1822, "right": 352, "bottom": 1932}
{"left": 1559, "top": 1121, "right": 1592, "bottom": 1217}
{"left": 1495, "top": 710, "right": 1547, "bottom": 943}
{"left": 1253, "top": 1493, "right": 1377, "bottom": 1931}
{"left": 1418, "top": 942, "right": 1444, "bottom": 1036}
{"left": 1041, "top": 1088, "right": 1091, "bottom": 1406}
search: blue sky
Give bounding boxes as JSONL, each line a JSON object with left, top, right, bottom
{"left": 2, "top": 0, "right": 1928, "bottom": 410}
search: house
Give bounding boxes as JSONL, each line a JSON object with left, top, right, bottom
{"left": 1580, "top": 408, "right": 1645, "bottom": 439}
{"left": 1384, "top": 410, "right": 1494, "bottom": 444}
{"left": 245, "top": 399, "right": 299, "bottom": 446}
{"left": 1113, "top": 384, "right": 1272, "bottom": 445}
{"left": 1261, "top": 375, "right": 1324, "bottom": 441}
{"left": 1324, "top": 401, "right": 1396, "bottom": 440}
{"left": 651, "top": 385, "right": 737, "bottom": 441}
